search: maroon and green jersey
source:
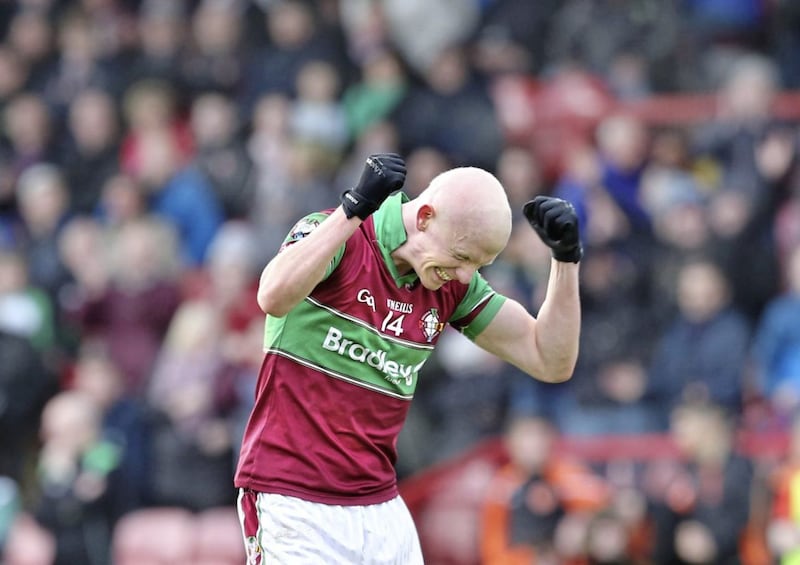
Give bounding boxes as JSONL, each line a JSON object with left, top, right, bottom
{"left": 235, "top": 193, "right": 506, "bottom": 505}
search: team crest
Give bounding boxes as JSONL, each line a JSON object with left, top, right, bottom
{"left": 280, "top": 218, "right": 320, "bottom": 251}
{"left": 419, "top": 308, "right": 444, "bottom": 342}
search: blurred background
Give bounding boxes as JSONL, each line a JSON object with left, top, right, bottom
{"left": 0, "top": 0, "right": 799, "bottom": 563}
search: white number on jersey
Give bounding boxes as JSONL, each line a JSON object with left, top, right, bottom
{"left": 380, "top": 312, "right": 405, "bottom": 337}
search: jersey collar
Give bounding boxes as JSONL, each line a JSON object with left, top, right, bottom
{"left": 372, "top": 192, "right": 419, "bottom": 288}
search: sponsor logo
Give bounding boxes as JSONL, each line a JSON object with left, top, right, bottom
{"left": 322, "top": 326, "right": 424, "bottom": 386}
{"left": 419, "top": 308, "right": 444, "bottom": 343}
{"left": 357, "top": 289, "right": 376, "bottom": 312}
{"left": 386, "top": 298, "right": 413, "bottom": 314}
{"left": 366, "top": 156, "right": 383, "bottom": 176}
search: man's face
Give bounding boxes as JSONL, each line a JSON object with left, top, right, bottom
{"left": 413, "top": 218, "right": 497, "bottom": 290}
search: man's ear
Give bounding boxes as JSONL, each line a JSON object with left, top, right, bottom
{"left": 417, "top": 204, "right": 434, "bottom": 231}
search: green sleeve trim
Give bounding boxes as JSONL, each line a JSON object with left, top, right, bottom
{"left": 462, "top": 293, "right": 506, "bottom": 341}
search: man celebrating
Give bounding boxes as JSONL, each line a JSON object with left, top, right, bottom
{"left": 235, "top": 153, "right": 581, "bottom": 564}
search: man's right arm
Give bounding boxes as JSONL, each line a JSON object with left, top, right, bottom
{"left": 257, "top": 208, "right": 359, "bottom": 316}
{"left": 257, "top": 153, "right": 407, "bottom": 317}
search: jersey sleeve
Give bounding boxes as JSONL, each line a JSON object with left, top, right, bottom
{"left": 279, "top": 212, "right": 345, "bottom": 279}
{"left": 449, "top": 272, "right": 507, "bottom": 341}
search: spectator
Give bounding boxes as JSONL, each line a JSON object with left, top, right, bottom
{"left": 594, "top": 114, "right": 651, "bottom": 233}
{"left": 33, "top": 391, "right": 133, "bottom": 565}
{"left": 134, "top": 126, "right": 224, "bottom": 266}
{"left": 96, "top": 174, "right": 147, "bottom": 229}
{"left": 495, "top": 145, "right": 546, "bottom": 218}
{"left": 65, "top": 216, "right": 182, "bottom": 396}
{"left": 546, "top": 0, "right": 681, "bottom": 91}
{"left": 119, "top": 79, "right": 192, "bottom": 181}
{"left": 342, "top": 49, "right": 408, "bottom": 140}
{"left": 145, "top": 300, "right": 234, "bottom": 510}
{"left": 123, "top": 0, "right": 187, "bottom": 89}
{"left": 379, "top": 0, "right": 480, "bottom": 75}
{"left": 402, "top": 146, "right": 452, "bottom": 199}
{"left": 0, "top": 327, "right": 54, "bottom": 483}
{"left": 0, "top": 46, "right": 29, "bottom": 111}
{"left": 292, "top": 59, "right": 349, "bottom": 159}
{"left": 480, "top": 414, "right": 611, "bottom": 565}
{"left": 248, "top": 94, "right": 334, "bottom": 262}
{"left": 189, "top": 92, "right": 254, "bottom": 220}
{"left": 704, "top": 120, "right": 796, "bottom": 321}
{"left": 647, "top": 258, "right": 751, "bottom": 426}
{"left": 40, "top": 9, "right": 114, "bottom": 118}
{"left": 181, "top": 0, "right": 246, "bottom": 98}
{"left": 561, "top": 244, "right": 661, "bottom": 436}
{"left": 752, "top": 243, "right": 800, "bottom": 417}
{"left": 646, "top": 401, "right": 754, "bottom": 564}
{"left": 766, "top": 413, "right": 800, "bottom": 563}
{"left": 15, "top": 164, "right": 72, "bottom": 300}
{"left": 5, "top": 9, "right": 55, "bottom": 92}
{"left": 1, "top": 93, "right": 56, "bottom": 190}
{"left": 70, "top": 346, "right": 150, "bottom": 509}
{"left": 60, "top": 88, "right": 121, "bottom": 215}
{"left": 391, "top": 45, "right": 504, "bottom": 169}
{"left": 241, "top": 0, "right": 344, "bottom": 112}
{"left": 0, "top": 250, "right": 54, "bottom": 355}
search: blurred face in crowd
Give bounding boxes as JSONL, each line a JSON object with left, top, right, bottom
{"left": 670, "top": 405, "right": 731, "bottom": 463}
{"left": 138, "top": 1, "right": 185, "bottom": 57}
{"left": 191, "top": 93, "right": 236, "bottom": 147}
{"left": 676, "top": 261, "right": 729, "bottom": 323}
{"left": 123, "top": 80, "right": 176, "bottom": 131}
{"left": 192, "top": 0, "right": 241, "bottom": 55}
{"left": 0, "top": 47, "right": 28, "bottom": 100}
{"left": 0, "top": 252, "right": 28, "bottom": 294}
{"left": 58, "top": 11, "right": 95, "bottom": 64}
{"left": 100, "top": 174, "right": 145, "bottom": 225}
{"left": 722, "top": 56, "right": 777, "bottom": 121}
{"left": 596, "top": 114, "right": 649, "bottom": 172}
{"left": 496, "top": 146, "right": 542, "bottom": 207}
{"left": 17, "top": 165, "right": 68, "bottom": 237}
{"left": 40, "top": 392, "right": 100, "bottom": 454}
{"left": 69, "top": 88, "right": 118, "bottom": 153}
{"left": 404, "top": 147, "right": 449, "bottom": 198}
{"left": 5, "top": 93, "right": 50, "bottom": 153}
{"left": 8, "top": 10, "right": 52, "bottom": 65}
{"left": 296, "top": 60, "right": 340, "bottom": 103}
{"left": 111, "top": 218, "right": 177, "bottom": 286}
{"left": 267, "top": 1, "right": 314, "bottom": 48}
{"left": 73, "top": 355, "right": 124, "bottom": 411}
{"left": 505, "top": 416, "right": 556, "bottom": 474}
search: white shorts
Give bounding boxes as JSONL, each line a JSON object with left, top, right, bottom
{"left": 237, "top": 489, "right": 424, "bottom": 564}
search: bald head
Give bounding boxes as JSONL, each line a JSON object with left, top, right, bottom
{"left": 418, "top": 167, "right": 512, "bottom": 253}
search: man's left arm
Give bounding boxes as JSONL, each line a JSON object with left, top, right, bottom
{"left": 474, "top": 197, "right": 582, "bottom": 383}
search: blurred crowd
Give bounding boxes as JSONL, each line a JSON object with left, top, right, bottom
{"left": 0, "top": 0, "right": 798, "bottom": 563}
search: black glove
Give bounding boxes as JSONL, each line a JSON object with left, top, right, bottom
{"left": 523, "top": 196, "right": 583, "bottom": 263}
{"left": 341, "top": 153, "right": 407, "bottom": 220}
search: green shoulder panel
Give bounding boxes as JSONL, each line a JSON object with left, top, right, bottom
{"left": 452, "top": 272, "right": 506, "bottom": 341}
{"left": 281, "top": 212, "right": 346, "bottom": 279}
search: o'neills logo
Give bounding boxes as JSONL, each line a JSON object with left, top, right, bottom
{"left": 322, "top": 327, "right": 424, "bottom": 386}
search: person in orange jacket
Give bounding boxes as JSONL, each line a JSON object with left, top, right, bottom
{"left": 480, "top": 414, "right": 612, "bottom": 565}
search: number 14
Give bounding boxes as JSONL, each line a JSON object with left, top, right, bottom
{"left": 381, "top": 312, "right": 405, "bottom": 336}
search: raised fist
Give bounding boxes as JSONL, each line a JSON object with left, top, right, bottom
{"left": 523, "top": 196, "right": 583, "bottom": 263}
{"left": 340, "top": 153, "right": 407, "bottom": 220}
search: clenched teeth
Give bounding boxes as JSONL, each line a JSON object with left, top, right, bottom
{"left": 435, "top": 267, "right": 452, "bottom": 282}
